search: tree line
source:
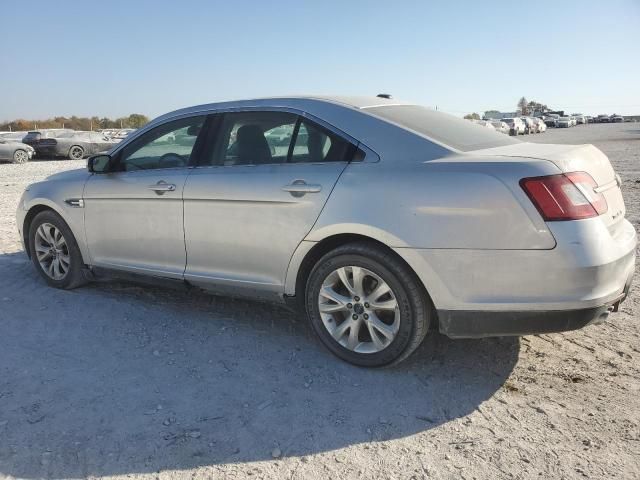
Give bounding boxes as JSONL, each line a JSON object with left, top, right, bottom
{"left": 0, "top": 113, "right": 150, "bottom": 132}
{"left": 465, "top": 97, "right": 554, "bottom": 120}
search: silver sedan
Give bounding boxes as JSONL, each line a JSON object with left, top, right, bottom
{"left": 16, "top": 96, "right": 636, "bottom": 366}
{"left": 0, "top": 137, "right": 34, "bottom": 163}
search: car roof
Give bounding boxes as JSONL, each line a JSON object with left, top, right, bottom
{"left": 153, "top": 95, "right": 409, "bottom": 122}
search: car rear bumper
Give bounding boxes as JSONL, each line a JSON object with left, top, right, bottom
{"left": 394, "top": 217, "right": 636, "bottom": 336}
{"left": 438, "top": 285, "right": 630, "bottom": 338}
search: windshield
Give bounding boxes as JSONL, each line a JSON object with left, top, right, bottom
{"left": 367, "top": 105, "right": 519, "bottom": 152}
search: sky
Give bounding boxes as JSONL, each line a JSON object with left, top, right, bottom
{"left": 1, "top": 0, "right": 639, "bottom": 121}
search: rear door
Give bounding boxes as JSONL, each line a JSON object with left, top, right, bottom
{"left": 183, "top": 110, "right": 357, "bottom": 296}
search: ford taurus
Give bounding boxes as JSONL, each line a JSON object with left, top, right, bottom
{"left": 16, "top": 96, "right": 636, "bottom": 366}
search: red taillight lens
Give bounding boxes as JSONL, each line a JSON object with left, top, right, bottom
{"left": 520, "top": 172, "right": 608, "bottom": 221}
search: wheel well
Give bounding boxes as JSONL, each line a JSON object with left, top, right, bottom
{"left": 293, "top": 234, "right": 436, "bottom": 328}
{"left": 22, "top": 205, "right": 55, "bottom": 258}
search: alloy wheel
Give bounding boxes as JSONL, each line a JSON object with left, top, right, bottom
{"left": 69, "top": 146, "right": 84, "bottom": 160}
{"left": 14, "top": 150, "right": 28, "bottom": 163}
{"left": 34, "top": 223, "right": 70, "bottom": 280}
{"left": 318, "top": 266, "right": 400, "bottom": 353}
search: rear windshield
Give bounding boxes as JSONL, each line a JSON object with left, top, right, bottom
{"left": 366, "top": 105, "right": 519, "bottom": 152}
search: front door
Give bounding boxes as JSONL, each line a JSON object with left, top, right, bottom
{"left": 83, "top": 115, "right": 206, "bottom": 278}
{"left": 183, "top": 111, "right": 357, "bottom": 295}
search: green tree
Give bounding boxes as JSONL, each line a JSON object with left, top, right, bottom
{"left": 484, "top": 110, "right": 502, "bottom": 119}
{"left": 517, "top": 97, "right": 528, "bottom": 115}
{"left": 127, "top": 114, "right": 149, "bottom": 128}
{"left": 464, "top": 112, "right": 480, "bottom": 120}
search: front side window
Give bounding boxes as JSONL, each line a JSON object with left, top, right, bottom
{"left": 118, "top": 116, "right": 205, "bottom": 171}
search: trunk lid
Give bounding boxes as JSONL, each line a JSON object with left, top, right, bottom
{"left": 472, "top": 142, "right": 625, "bottom": 227}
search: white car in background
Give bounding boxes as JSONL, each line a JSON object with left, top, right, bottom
{"left": 520, "top": 117, "right": 537, "bottom": 134}
{"left": 544, "top": 114, "right": 559, "bottom": 127}
{"left": 533, "top": 118, "right": 546, "bottom": 133}
{"left": 472, "top": 120, "right": 496, "bottom": 130}
{"left": 0, "top": 131, "right": 28, "bottom": 142}
{"left": 489, "top": 120, "right": 510, "bottom": 134}
{"left": 572, "top": 114, "right": 587, "bottom": 125}
{"left": 501, "top": 117, "right": 526, "bottom": 135}
{"left": 112, "top": 129, "right": 136, "bottom": 141}
{"left": 558, "top": 116, "right": 572, "bottom": 128}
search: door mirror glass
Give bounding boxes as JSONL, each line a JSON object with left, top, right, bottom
{"left": 88, "top": 154, "right": 111, "bottom": 173}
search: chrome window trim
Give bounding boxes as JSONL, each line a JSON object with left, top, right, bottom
{"left": 111, "top": 106, "right": 381, "bottom": 163}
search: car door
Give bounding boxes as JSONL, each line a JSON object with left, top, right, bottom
{"left": 183, "top": 110, "right": 358, "bottom": 297}
{"left": 0, "top": 140, "right": 11, "bottom": 160}
{"left": 83, "top": 115, "right": 207, "bottom": 278}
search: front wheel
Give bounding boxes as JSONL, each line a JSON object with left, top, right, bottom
{"left": 28, "top": 210, "right": 86, "bottom": 289}
{"left": 305, "top": 242, "right": 431, "bottom": 367}
{"left": 13, "top": 149, "right": 29, "bottom": 164}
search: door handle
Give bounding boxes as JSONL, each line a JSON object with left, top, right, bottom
{"left": 282, "top": 180, "right": 322, "bottom": 197}
{"left": 148, "top": 181, "right": 176, "bottom": 195}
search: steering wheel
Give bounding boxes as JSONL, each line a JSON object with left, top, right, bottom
{"left": 159, "top": 152, "right": 186, "bottom": 167}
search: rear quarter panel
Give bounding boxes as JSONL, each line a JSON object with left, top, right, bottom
{"left": 307, "top": 156, "right": 560, "bottom": 250}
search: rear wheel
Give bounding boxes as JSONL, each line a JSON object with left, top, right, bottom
{"left": 28, "top": 210, "right": 86, "bottom": 289}
{"left": 13, "top": 149, "right": 29, "bottom": 164}
{"left": 305, "top": 242, "right": 431, "bottom": 367}
{"left": 68, "top": 145, "right": 84, "bottom": 160}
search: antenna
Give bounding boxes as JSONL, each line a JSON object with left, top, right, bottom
{"left": 376, "top": 93, "right": 392, "bottom": 99}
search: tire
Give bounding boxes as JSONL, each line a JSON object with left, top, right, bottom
{"left": 13, "top": 149, "right": 29, "bottom": 164}
{"left": 305, "top": 242, "right": 431, "bottom": 367}
{"left": 68, "top": 145, "right": 85, "bottom": 160}
{"left": 28, "top": 210, "right": 86, "bottom": 289}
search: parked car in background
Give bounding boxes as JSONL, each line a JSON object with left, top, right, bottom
{"left": 0, "top": 137, "right": 35, "bottom": 163}
{"left": 16, "top": 96, "right": 635, "bottom": 367}
{"left": 558, "top": 116, "right": 572, "bottom": 128}
{"left": 533, "top": 118, "right": 546, "bottom": 133}
{"left": 0, "top": 131, "right": 29, "bottom": 142}
{"left": 597, "top": 114, "right": 610, "bottom": 123}
{"left": 586, "top": 116, "right": 595, "bottom": 123}
{"left": 36, "top": 131, "right": 118, "bottom": 159}
{"left": 544, "top": 114, "right": 559, "bottom": 127}
{"left": 502, "top": 117, "right": 525, "bottom": 135}
{"left": 472, "top": 120, "right": 496, "bottom": 130}
{"left": 22, "top": 129, "right": 75, "bottom": 152}
{"left": 571, "top": 114, "right": 586, "bottom": 125}
{"left": 611, "top": 114, "right": 624, "bottom": 123}
{"left": 520, "top": 117, "right": 536, "bottom": 134}
{"left": 490, "top": 120, "right": 510, "bottom": 134}
{"left": 112, "top": 129, "right": 135, "bottom": 141}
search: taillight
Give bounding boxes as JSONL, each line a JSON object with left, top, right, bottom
{"left": 520, "top": 172, "right": 608, "bottom": 221}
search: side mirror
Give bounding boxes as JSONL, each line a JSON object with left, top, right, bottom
{"left": 87, "top": 154, "right": 112, "bottom": 174}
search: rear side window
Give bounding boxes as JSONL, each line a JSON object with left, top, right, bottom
{"left": 290, "top": 119, "right": 356, "bottom": 163}
{"left": 367, "top": 105, "right": 520, "bottom": 152}
{"left": 212, "top": 111, "right": 298, "bottom": 166}
{"left": 208, "top": 111, "right": 357, "bottom": 166}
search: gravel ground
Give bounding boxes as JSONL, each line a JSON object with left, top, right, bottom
{"left": 0, "top": 123, "right": 639, "bottom": 479}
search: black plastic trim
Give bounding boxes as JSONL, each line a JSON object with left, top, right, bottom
{"left": 438, "top": 302, "right": 621, "bottom": 339}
